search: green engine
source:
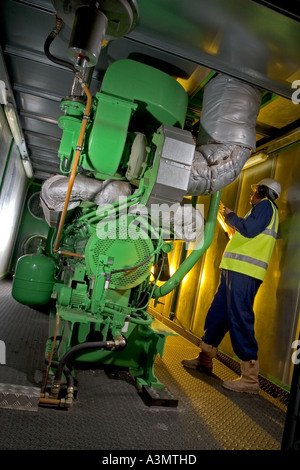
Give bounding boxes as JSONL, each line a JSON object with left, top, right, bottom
{"left": 12, "top": 58, "right": 202, "bottom": 407}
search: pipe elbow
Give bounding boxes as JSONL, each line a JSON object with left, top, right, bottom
{"left": 187, "top": 144, "right": 251, "bottom": 195}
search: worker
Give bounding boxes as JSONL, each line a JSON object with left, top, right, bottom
{"left": 182, "top": 178, "right": 281, "bottom": 394}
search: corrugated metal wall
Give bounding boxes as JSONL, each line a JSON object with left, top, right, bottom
{"left": 151, "top": 142, "right": 300, "bottom": 389}
{"left": 0, "top": 106, "right": 27, "bottom": 278}
{"left": 10, "top": 182, "right": 51, "bottom": 272}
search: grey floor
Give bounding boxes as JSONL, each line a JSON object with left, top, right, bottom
{"left": 0, "top": 278, "right": 288, "bottom": 451}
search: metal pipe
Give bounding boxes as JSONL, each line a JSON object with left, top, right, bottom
{"left": 83, "top": 186, "right": 144, "bottom": 223}
{"left": 57, "top": 250, "right": 84, "bottom": 258}
{"left": 39, "top": 397, "right": 61, "bottom": 406}
{"left": 42, "top": 314, "right": 60, "bottom": 394}
{"left": 153, "top": 191, "right": 221, "bottom": 298}
{"left": 103, "top": 306, "right": 153, "bottom": 325}
{"left": 54, "top": 79, "right": 92, "bottom": 252}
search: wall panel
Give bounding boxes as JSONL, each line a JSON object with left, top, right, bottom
{"left": 0, "top": 106, "right": 27, "bottom": 278}
{"left": 152, "top": 143, "right": 300, "bottom": 389}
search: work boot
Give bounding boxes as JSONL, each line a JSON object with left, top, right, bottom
{"left": 222, "top": 359, "right": 260, "bottom": 394}
{"left": 181, "top": 342, "right": 218, "bottom": 373}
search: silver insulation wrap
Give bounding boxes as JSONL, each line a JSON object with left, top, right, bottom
{"left": 94, "top": 179, "right": 132, "bottom": 206}
{"left": 187, "top": 74, "right": 262, "bottom": 195}
{"left": 41, "top": 174, "right": 132, "bottom": 212}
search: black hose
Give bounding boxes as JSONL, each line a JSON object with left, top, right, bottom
{"left": 44, "top": 358, "right": 74, "bottom": 389}
{"left": 54, "top": 341, "right": 110, "bottom": 382}
{"left": 44, "top": 17, "right": 75, "bottom": 73}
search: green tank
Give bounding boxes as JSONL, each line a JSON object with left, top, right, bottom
{"left": 12, "top": 253, "right": 55, "bottom": 306}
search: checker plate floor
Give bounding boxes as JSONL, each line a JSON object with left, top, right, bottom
{"left": 0, "top": 279, "right": 287, "bottom": 450}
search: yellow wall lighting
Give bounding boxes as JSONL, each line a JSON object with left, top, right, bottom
{"left": 200, "top": 268, "right": 206, "bottom": 288}
{"left": 217, "top": 211, "right": 235, "bottom": 239}
{"left": 243, "top": 151, "right": 269, "bottom": 170}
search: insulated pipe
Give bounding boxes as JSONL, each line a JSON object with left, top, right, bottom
{"left": 187, "top": 74, "right": 262, "bottom": 195}
{"left": 54, "top": 78, "right": 92, "bottom": 252}
{"left": 153, "top": 191, "right": 221, "bottom": 298}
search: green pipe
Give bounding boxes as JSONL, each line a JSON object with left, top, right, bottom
{"left": 78, "top": 185, "right": 144, "bottom": 221}
{"left": 169, "top": 242, "right": 186, "bottom": 320}
{"left": 153, "top": 190, "right": 221, "bottom": 299}
{"left": 103, "top": 306, "right": 152, "bottom": 325}
{"left": 169, "top": 195, "right": 198, "bottom": 319}
{"left": 89, "top": 196, "right": 146, "bottom": 224}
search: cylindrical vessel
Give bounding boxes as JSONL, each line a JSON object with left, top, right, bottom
{"left": 68, "top": 6, "right": 108, "bottom": 69}
{"left": 12, "top": 254, "right": 56, "bottom": 306}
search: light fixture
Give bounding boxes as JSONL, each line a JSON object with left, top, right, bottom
{"left": 4, "top": 103, "right": 23, "bottom": 145}
{"left": 217, "top": 213, "right": 235, "bottom": 239}
{"left": 243, "top": 151, "right": 269, "bottom": 170}
{"left": 0, "top": 80, "right": 7, "bottom": 105}
{"left": 217, "top": 202, "right": 235, "bottom": 239}
{"left": 22, "top": 159, "right": 34, "bottom": 179}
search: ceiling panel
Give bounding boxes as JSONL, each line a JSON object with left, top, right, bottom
{"left": 0, "top": 0, "right": 300, "bottom": 180}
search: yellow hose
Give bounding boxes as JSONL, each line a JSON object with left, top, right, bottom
{"left": 54, "top": 82, "right": 92, "bottom": 252}
{"left": 41, "top": 79, "right": 92, "bottom": 407}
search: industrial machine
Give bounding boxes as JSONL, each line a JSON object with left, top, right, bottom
{"left": 11, "top": 0, "right": 261, "bottom": 408}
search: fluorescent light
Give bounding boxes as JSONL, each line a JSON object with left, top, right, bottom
{"left": 22, "top": 159, "right": 34, "bottom": 179}
{"left": 243, "top": 151, "right": 269, "bottom": 170}
{"left": 4, "top": 103, "right": 23, "bottom": 145}
{"left": 0, "top": 80, "right": 7, "bottom": 105}
{"left": 217, "top": 213, "right": 234, "bottom": 239}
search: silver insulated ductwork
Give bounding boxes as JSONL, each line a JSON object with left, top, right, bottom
{"left": 187, "top": 74, "right": 262, "bottom": 195}
{"left": 40, "top": 175, "right": 132, "bottom": 226}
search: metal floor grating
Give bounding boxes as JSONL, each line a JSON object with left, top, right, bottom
{"left": 0, "top": 278, "right": 287, "bottom": 451}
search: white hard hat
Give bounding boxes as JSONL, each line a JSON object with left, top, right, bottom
{"left": 251, "top": 178, "right": 281, "bottom": 198}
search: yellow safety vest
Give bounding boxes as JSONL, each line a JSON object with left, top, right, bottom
{"left": 220, "top": 199, "right": 279, "bottom": 281}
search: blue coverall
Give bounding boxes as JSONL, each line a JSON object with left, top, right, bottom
{"left": 202, "top": 199, "right": 274, "bottom": 361}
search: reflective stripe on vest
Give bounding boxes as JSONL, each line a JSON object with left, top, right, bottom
{"left": 222, "top": 252, "right": 268, "bottom": 270}
{"left": 220, "top": 199, "right": 278, "bottom": 281}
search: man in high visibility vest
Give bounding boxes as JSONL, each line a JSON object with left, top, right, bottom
{"left": 182, "top": 178, "right": 281, "bottom": 394}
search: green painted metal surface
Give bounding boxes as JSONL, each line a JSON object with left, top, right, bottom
{"left": 57, "top": 101, "right": 86, "bottom": 173}
{"left": 11, "top": 59, "right": 221, "bottom": 394}
{"left": 12, "top": 252, "right": 56, "bottom": 305}
{"left": 87, "top": 94, "right": 137, "bottom": 175}
{"left": 100, "top": 59, "right": 188, "bottom": 128}
{"left": 56, "top": 59, "right": 188, "bottom": 179}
